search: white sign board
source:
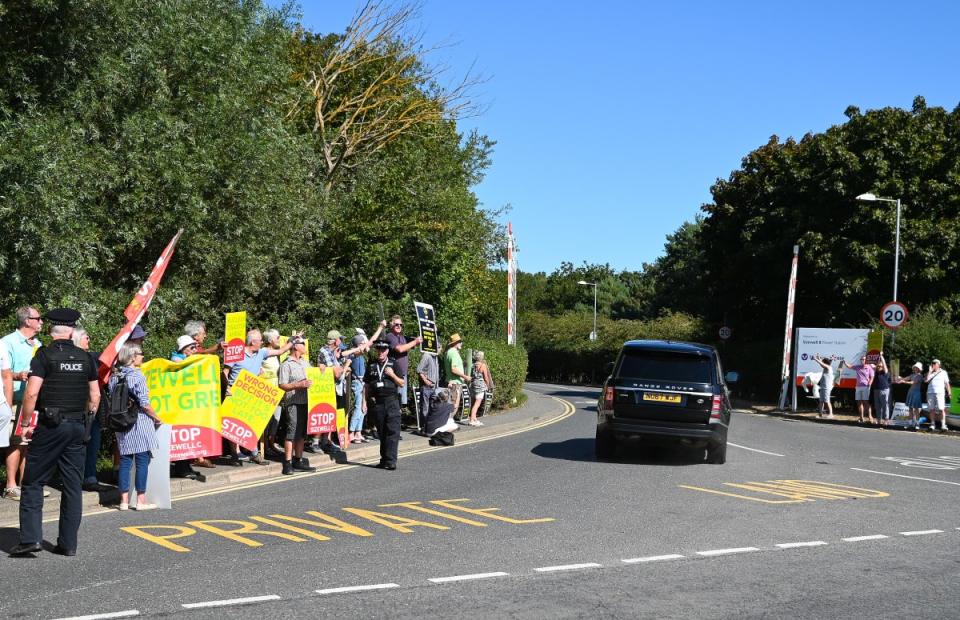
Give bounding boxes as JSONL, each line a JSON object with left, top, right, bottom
{"left": 795, "top": 328, "right": 870, "bottom": 389}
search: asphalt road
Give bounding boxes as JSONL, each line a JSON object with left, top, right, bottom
{"left": 2, "top": 383, "right": 959, "bottom": 619}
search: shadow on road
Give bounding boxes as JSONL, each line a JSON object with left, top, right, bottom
{"left": 0, "top": 527, "right": 21, "bottom": 553}
{"left": 531, "top": 438, "right": 705, "bottom": 466}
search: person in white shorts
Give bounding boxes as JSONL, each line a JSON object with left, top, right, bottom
{"left": 0, "top": 344, "right": 12, "bottom": 450}
{"left": 843, "top": 355, "right": 875, "bottom": 424}
{"left": 925, "top": 359, "right": 951, "bottom": 431}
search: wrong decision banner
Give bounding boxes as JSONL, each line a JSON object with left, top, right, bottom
{"left": 220, "top": 369, "right": 284, "bottom": 451}
{"left": 142, "top": 355, "right": 222, "bottom": 461}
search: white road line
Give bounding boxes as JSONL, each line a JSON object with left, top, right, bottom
{"left": 696, "top": 547, "right": 759, "bottom": 557}
{"left": 622, "top": 554, "right": 685, "bottom": 564}
{"left": 428, "top": 572, "right": 510, "bottom": 583}
{"left": 850, "top": 468, "right": 960, "bottom": 486}
{"left": 53, "top": 612, "right": 140, "bottom": 620}
{"left": 900, "top": 530, "right": 944, "bottom": 536}
{"left": 316, "top": 584, "right": 399, "bottom": 595}
{"left": 727, "top": 442, "right": 784, "bottom": 457}
{"left": 182, "top": 595, "right": 281, "bottom": 609}
{"left": 842, "top": 534, "right": 889, "bottom": 542}
{"left": 535, "top": 563, "right": 602, "bottom": 573}
{"left": 776, "top": 541, "right": 828, "bottom": 549}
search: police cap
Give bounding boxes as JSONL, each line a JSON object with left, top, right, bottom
{"left": 45, "top": 308, "right": 82, "bottom": 327}
{"left": 373, "top": 338, "right": 391, "bottom": 350}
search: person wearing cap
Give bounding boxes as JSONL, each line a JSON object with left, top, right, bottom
{"left": 313, "top": 329, "right": 365, "bottom": 452}
{"left": 277, "top": 336, "right": 317, "bottom": 475}
{"left": 925, "top": 359, "right": 951, "bottom": 431}
{"left": 365, "top": 339, "right": 405, "bottom": 470}
{"left": 168, "top": 337, "right": 207, "bottom": 479}
{"left": 442, "top": 333, "right": 472, "bottom": 419}
{"left": 3, "top": 306, "right": 43, "bottom": 501}
{"left": 346, "top": 322, "right": 386, "bottom": 444}
{"left": 385, "top": 315, "right": 422, "bottom": 413}
{"left": 10, "top": 308, "right": 99, "bottom": 557}
{"left": 896, "top": 362, "right": 925, "bottom": 428}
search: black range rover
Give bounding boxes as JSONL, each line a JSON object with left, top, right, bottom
{"left": 595, "top": 340, "right": 736, "bottom": 464}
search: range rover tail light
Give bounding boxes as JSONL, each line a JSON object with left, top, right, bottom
{"left": 604, "top": 386, "right": 615, "bottom": 409}
{"left": 709, "top": 395, "right": 722, "bottom": 422}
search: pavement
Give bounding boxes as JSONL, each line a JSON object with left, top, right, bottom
{"left": 0, "top": 389, "right": 571, "bottom": 528}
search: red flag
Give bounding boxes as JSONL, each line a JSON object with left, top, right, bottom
{"left": 99, "top": 229, "right": 184, "bottom": 382}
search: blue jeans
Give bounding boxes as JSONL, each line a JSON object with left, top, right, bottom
{"left": 83, "top": 415, "right": 102, "bottom": 485}
{"left": 118, "top": 452, "right": 151, "bottom": 494}
{"left": 350, "top": 379, "right": 365, "bottom": 432}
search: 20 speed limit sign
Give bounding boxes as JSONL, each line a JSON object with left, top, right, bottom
{"left": 880, "top": 301, "right": 909, "bottom": 329}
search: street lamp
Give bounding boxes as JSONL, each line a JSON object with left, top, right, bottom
{"left": 856, "top": 192, "right": 902, "bottom": 302}
{"left": 577, "top": 280, "right": 597, "bottom": 341}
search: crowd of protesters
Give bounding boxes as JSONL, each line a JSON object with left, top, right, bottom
{"left": 2, "top": 307, "right": 497, "bottom": 502}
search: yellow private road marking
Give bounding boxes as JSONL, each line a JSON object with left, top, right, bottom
{"left": 121, "top": 498, "right": 555, "bottom": 553}
{"left": 680, "top": 480, "right": 889, "bottom": 504}
{"left": 24, "top": 396, "right": 576, "bottom": 528}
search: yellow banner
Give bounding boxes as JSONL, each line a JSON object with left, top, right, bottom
{"left": 306, "top": 366, "right": 337, "bottom": 434}
{"left": 224, "top": 311, "right": 247, "bottom": 364}
{"left": 220, "top": 369, "right": 284, "bottom": 451}
{"left": 142, "top": 355, "right": 222, "bottom": 460}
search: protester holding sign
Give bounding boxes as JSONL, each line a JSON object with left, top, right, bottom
{"left": 895, "top": 363, "right": 925, "bottom": 428}
{"left": 385, "top": 315, "right": 422, "bottom": 412}
{"left": 277, "top": 337, "right": 316, "bottom": 475}
{"left": 843, "top": 356, "right": 875, "bottom": 424}
{"left": 926, "top": 359, "right": 951, "bottom": 431}
{"left": 811, "top": 354, "right": 835, "bottom": 418}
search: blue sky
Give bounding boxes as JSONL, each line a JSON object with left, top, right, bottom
{"left": 285, "top": 1, "right": 960, "bottom": 274}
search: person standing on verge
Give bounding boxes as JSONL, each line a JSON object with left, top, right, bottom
{"left": 110, "top": 343, "right": 162, "bottom": 511}
{"left": 0, "top": 343, "right": 12, "bottom": 485}
{"left": 277, "top": 337, "right": 316, "bottom": 475}
{"left": 843, "top": 355, "right": 875, "bottom": 424}
{"left": 896, "top": 363, "right": 925, "bottom": 428}
{"left": 3, "top": 306, "right": 43, "bottom": 501}
{"left": 10, "top": 309, "right": 99, "bottom": 557}
{"left": 925, "top": 359, "right": 951, "bottom": 431}
{"left": 872, "top": 355, "right": 892, "bottom": 427}
{"left": 384, "top": 316, "right": 422, "bottom": 416}
{"left": 72, "top": 328, "right": 109, "bottom": 491}
{"left": 365, "top": 339, "right": 404, "bottom": 470}
{"left": 416, "top": 351, "right": 440, "bottom": 432}
{"left": 442, "top": 333, "right": 472, "bottom": 419}
{"left": 811, "top": 355, "right": 835, "bottom": 418}
{"left": 467, "top": 350, "right": 494, "bottom": 427}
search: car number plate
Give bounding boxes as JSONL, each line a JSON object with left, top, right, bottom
{"left": 642, "top": 392, "right": 682, "bottom": 404}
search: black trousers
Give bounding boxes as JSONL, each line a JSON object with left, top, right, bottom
{"left": 370, "top": 397, "right": 401, "bottom": 466}
{"left": 20, "top": 419, "right": 86, "bottom": 551}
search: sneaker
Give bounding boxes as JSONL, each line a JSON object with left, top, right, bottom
{"left": 235, "top": 453, "right": 251, "bottom": 462}
{"left": 132, "top": 503, "right": 157, "bottom": 511}
{"left": 281, "top": 460, "right": 294, "bottom": 475}
{"left": 304, "top": 443, "right": 318, "bottom": 454}
{"left": 293, "top": 458, "right": 316, "bottom": 472}
{"left": 118, "top": 502, "right": 129, "bottom": 511}
{"left": 250, "top": 453, "right": 266, "bottom": 465}
{"left": 4, "top": 487, "right": 21, "bottom": 501}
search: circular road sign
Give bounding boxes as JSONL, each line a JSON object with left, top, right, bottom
{"left": 880, "top": 301, "right": 909, "bottom": 330}
{"left": 719, "top": 326, "right": 732, "bottom": 340}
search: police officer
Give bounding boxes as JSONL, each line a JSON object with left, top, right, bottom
{"left": 365, "top": 339, "right": 405, "bottom": 470}
{"left": 9, "top": 308, "right": 99, "bottom": 557}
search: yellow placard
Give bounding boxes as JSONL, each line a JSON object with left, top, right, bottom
{"left": 224, "top": 311, "right": 247, "bottom": 364}
{"left": 306, "top": 366, "right": 337, "bottom": 434}
{"left": 219, "top": 369, "right": 284, "bottom": 451}
{"left": 142, "top": 355, "right": 223, "bottom": 460}
{"left": 866, "top": 329, "right": 884, "bottom": 364}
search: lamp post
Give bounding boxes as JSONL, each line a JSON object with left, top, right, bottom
{"left": 577, "top": 280, "right": 597, "bottom": 341}
{"left": 856, "top": 192, "right": 902, "bottom": 302}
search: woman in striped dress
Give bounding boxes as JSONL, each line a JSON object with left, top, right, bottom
{"left": 110, "top": 343, "right": 161, "bottom": 511}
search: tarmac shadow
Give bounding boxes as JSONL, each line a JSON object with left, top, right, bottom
{"left": 0, "top": 527, "right": 22, "bottom": 553}
{"left": 532, "top": 437, "right": 705, "bottom": 466}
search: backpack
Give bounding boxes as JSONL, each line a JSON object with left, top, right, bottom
{"left": 106, "top": 371, "right": 139, "bottom": 432}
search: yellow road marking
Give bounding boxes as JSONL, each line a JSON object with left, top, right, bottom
{"left": 681, "top": 480, "right": 889, "bottom": 504}
{"left": 17, "top": 395, "right": 575, "bottom": 527}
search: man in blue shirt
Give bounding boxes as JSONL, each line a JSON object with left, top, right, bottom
{"left": 3, "top": 306, "right": 43, "bottom": 501}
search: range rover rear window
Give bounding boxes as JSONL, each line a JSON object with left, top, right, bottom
{"left": 617, "top": 351, "right": 713, "bottom": 384}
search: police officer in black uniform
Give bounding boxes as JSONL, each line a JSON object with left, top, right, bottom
{"left": 9, "top": 308, "right": 99, "bottom": 557}
{"left": 365, "top": 339, "right": 405, "bottom": 470}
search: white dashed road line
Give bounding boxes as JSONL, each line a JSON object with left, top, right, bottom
{"left": 622, "top": 554, "right": 685, "bottom": 564}
{"left": 727, "top": 443, "right": 785, "bottom": 457}
{"left": 428, "top": 572, "right": 510, "bottom": 583}
{"left": 316, "top": 584, "right": 399, "bottom": 595}
{"left": 842, "top": 534, "right": 889, "bottom": 542}
{"left": 535, "top": 563, "right": 602, "bottom": 573}
{"left": 53, "top": 611, "right": 140, "bottom": 620}
{"left": 182, "top": 595, "right": 281, "bottom": 609}
{"left": 850, "top": 468, "right": 960, "bottom": 486}
{"left": 696, "top": 547, "right": 760, "bottom": 557}
{"left": 776, "top": 541, "right": 828, "bottom": 549}
{"left": 900, "top": 529, "right": 943, "bottom": 536}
